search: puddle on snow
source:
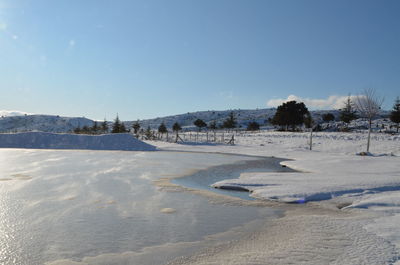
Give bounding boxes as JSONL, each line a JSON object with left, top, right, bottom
{"left": 172, "top": 155, "right": 292, "bottom": 200}
{"left": 0, "top": 149, "right": 284, "bottom": 265}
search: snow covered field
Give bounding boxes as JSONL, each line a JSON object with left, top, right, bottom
{"left": 0, "top": 149, "right": 280, "bottom": 264}
{"left": 150, "top": 131, "right": 400, "bottom": 264}
{"left": 1, "top": 130, "right": 399, "bottom": 264}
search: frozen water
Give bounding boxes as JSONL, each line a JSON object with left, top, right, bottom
{"left": 173, "top": 156, "right": 293, "bottom": 200}
{"left": 0, "top": 149, "right": 280, "bottom": 265}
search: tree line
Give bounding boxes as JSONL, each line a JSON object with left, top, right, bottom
{"left": 270, "top": 93, "right": 400, "bottom": 134}
{"left": 73, "top": 92, "right": 400, "bottom": 139}
{"left": 73, "top": 115, "right": 129, "bottom": 134}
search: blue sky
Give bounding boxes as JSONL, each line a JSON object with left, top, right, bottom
{"left": 1, "top": 0, "right": 399, "bottom": 120}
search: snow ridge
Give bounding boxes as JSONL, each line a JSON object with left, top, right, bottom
{"left": 0, "top": 132, "right": 156, "bottom": 151}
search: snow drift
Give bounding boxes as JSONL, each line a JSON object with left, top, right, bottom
{"left": 0, "top": 132, "right": 156, "bottom": 151}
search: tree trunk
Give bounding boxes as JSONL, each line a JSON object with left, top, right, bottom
{"left": 367, "top": 119, "right": 372, "bottom": 152}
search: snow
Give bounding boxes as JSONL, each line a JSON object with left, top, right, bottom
{"left": 1, "top": 115, "right": 400, "bottom": 263}
{"left": 0, "top": 114, "right": 94, "bottom": 133}
{"left": 0, "top": 109, "right": 394, "bottom": 134}
{"left": 0, "top": 150, "right": 273, "bottom": 264}
{"left": 0, "top": 110, "right": 31, "bottom": 117}
{"left": 0, "top": 132, "right": 156, "bottom": 151}
{"left": 148, "top": 130, "right": 400, "bottom": 264}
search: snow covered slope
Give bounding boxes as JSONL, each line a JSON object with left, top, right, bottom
{"left": 0, "top": 115, "right": 94, "bottom": 133}
{"left": 0, "top": 109, "right": 392, "bottom": 133}
{"left": 128, "top": 108, "right": 278, "bottom": 130}
{"left": 0, "top": 132, "right": 156, "bottom": 151}
{"left": 150, "top": 130, "right": 400, "bottom": 264}
{"left": 0, "top": 110, "right": 31, "bottom": 117}
{"left": 130, "top": 109, "right": 392, "bottom": 131}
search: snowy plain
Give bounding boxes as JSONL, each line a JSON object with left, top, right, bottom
{"left": 0, "top": 148, "right": 281, "bottom": 265}
{"left": 1, "top": 130, "right": 399, "bottom": 264}
{"left": 150, "top": 130, "right": 400, "bottom": 264}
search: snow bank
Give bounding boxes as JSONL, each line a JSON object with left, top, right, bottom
{"left": 150, "top": 131, "right": 400, "bottom": 263}
{"left": 212, "top": 154, "right": 400, "bottom": 203}
{"left": 0, "top": 132, "right": 156, "bottom": 151}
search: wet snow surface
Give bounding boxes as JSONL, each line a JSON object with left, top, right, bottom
{"left": 0, "top": 150, "right": 280, "bottom": 265}
{"left": 153, "top": 131, "right": 400, "bottom": 264}
{"left": 1, "top": 129, "right": 400, "bottom": 264}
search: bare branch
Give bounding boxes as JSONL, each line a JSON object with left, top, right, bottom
{"left": 354, "top": 88, "right": 384, "bottom": 120}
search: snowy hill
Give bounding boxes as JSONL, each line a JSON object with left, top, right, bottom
{"left": 0, "top": 115, "right": 94, "bottom": 133}
{"left": 0, "top": 110, "right": 31, "bottom": 117}
{"left": 129, "top": 108, "right": 278, "bottom": 130}
{"left": 0, "top": 109, "right": 393, "bottom": 133}
{"left": 0, "top": 132, "right": 156, "bottom": 151}
{"left": 127, "top": 109, "right": 390, "bottom": 131}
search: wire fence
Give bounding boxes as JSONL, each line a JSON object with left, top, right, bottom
{"left": 140, "top": 130, "right": 236, "bottom": 145}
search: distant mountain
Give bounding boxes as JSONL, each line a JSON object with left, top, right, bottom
{"left": 0, "top": 108, "right": 392, "bottom": 133}
{"left": 0, "top": 115, "right": 94, "bottom": 133}
{"left": 0, "top": 110, "right": 31, "bottom": 117}
{"left": 128, "top": 108, "right": 278, "bottom": 130}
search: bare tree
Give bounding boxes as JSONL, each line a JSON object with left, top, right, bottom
{"left": 354, "top": 88, "right": 384, "bottom": 152}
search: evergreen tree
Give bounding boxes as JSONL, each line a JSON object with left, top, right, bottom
{"left": 322, "top": 113, "right": 335, "bottom": 123}
{"left": 73, "top": 127, "right": 81, "bottom": 134}
{"left": 271, "top": 101, "right": 309, "bottom": 131}
{"left": 390, "top": 97, "right": 400, "bottom": 133}
{"left": 101, "top": 119, "right": 109, "bottom": 133}
{"left": 172, "top": 122, "right": 182, "bottom": 133}
{"left": 172, "top": 122, "right": 182, "bottom": 143}
{"left": 158, "top": 122, "right": 167, "bottom": 134}
{"left": 111, "top": 115, "right": 126, "bottom": 133}
{"left": 132, "top": 120, "right": 141, "bottom": 135}
{"left": 81, "top": 125, "right": 90, "bottom": 134}
{"left": 194, "top": 119, "right": 207, "bottom": 131}
{"left": 145, "top": 126, "right": 153, "bottom": 139}
{"left": 120, "top": 122, "right": 128, "bottom": 133}
{"left": 92, "top": 121, "right": 99, "bottom": 134}
{"left": 222, "top": 112, "right": 237, "bottom": 129}
{"left": 246, "top": 121, "right": 260, "bottom": 131}
{"left": 208, "top": 120, "right": 217, "bottom": 130}
{"left": 339, "top": 95, "right": 358, "bottom": 124}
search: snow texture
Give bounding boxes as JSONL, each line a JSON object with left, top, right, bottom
{"left": 150, "top": 131, "right": 400, "bottom": 264}
{"left": 0, "top": 109, "right": 393, "bottom": 133}
{"left": 0, "top": 114, "right": 94, "bottom": 133}
{"left": 0, "top": 132, "right": 156, "bottom": 151}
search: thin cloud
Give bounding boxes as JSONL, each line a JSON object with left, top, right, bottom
{"left": 267, "top": 94, "right": 360, "bottom": 110}
{"left": 0, "top": 110, "right": 32, "bottom": 117}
